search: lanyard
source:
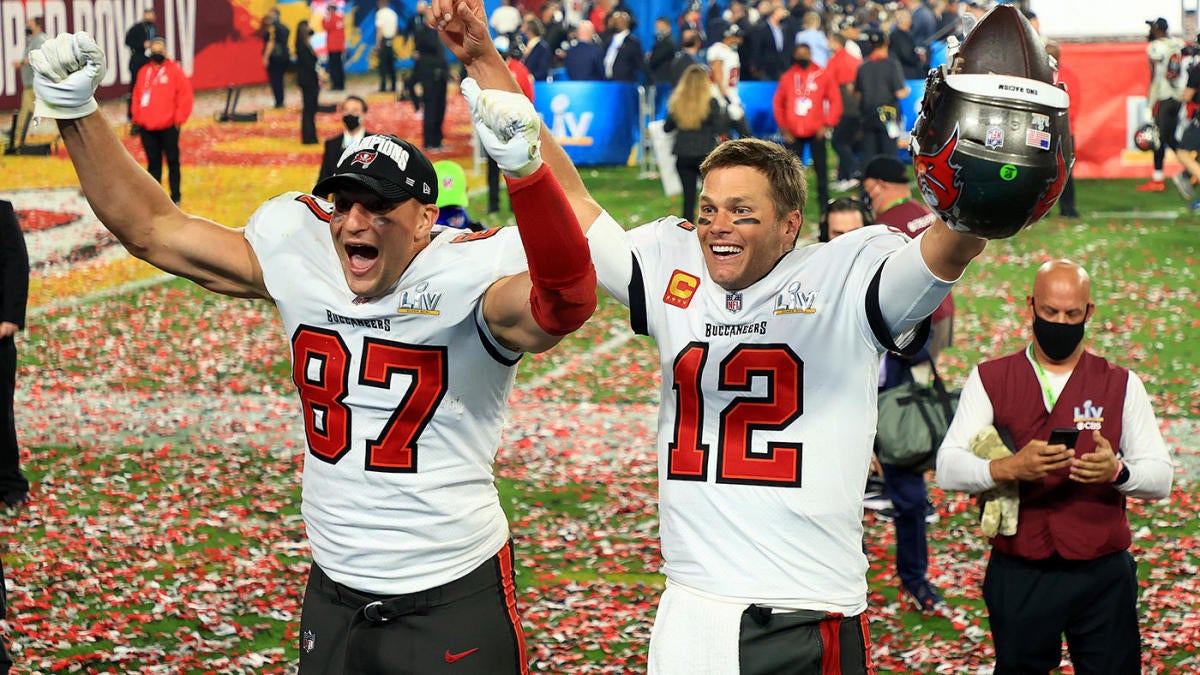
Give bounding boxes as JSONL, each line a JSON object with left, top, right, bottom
{"left": 1028, "top": 344, "right": 1057, "bottom": 410}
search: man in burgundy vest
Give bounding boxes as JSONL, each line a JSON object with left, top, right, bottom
{"left": 936, "top": 259, "right": 1174, "bottom": 674}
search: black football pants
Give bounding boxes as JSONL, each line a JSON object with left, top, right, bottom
{"left": 298, "top": 543, "right": 528, "bottom": 674}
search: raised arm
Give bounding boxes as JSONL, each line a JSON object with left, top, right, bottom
{"left": 33, "top": 33, "right": 267, "bottom": 299}
{"left": 918, "top": 219, "right": 987, "bottom": 281}
{"left": 430, "top": 0, "right": 603, "bottom": 232}
{"left": 457, "top": 82, "right": 596, "bottom": 353}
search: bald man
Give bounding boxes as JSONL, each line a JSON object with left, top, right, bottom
{"left": 936, "top": 259, "right": 1174, "bottom": 673}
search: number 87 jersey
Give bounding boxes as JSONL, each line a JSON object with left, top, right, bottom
{"left": 246, "top": 193, "right": 528, "bottom": 596}
{"left": 611, "top": 216, "right": 913, "bottom": 615}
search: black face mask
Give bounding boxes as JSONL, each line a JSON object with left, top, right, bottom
{"left": 150, "top": 53, "right": 166, "bottom": 64}
{"left": 25, "top": 28, "right": 33, "bottom": 36}
{"left": 794, "top": 57, "right": 811, "bottom": 68}
{"left": 342, "top": 114, "right": 361, "bottom": 131}
{"left": 1033, "top": 315, "right": 1086, "bottom": 361}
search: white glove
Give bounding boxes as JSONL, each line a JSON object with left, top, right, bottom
{"left": 461, "top": 77, "right": 543, "bottom": 178}
{"left": 726, "top": 101, "right": 745, "bottom": 121}
{"left": 30, "top": 32, "right": 106, "bottom": 120}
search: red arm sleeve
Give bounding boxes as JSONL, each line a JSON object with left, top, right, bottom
{"left": 504, "top": 163, "right": 597, "bottom": 336}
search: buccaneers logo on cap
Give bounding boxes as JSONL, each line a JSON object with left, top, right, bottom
{"left": 915, "top": 125, "right": 964, "bottom": 215}
{"left": 351, "top": 150, "right": 378, "bottom": 168}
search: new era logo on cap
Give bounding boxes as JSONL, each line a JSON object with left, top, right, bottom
{"left": 312, "top": 134, "right": 438, "bottom": 205}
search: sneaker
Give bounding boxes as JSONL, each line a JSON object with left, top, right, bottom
{"left": 1172, "top": 173, "right": 1195, "bottom": 200}
{"left": 875, "top": 506, "right": 896, "bottom": 522}
{"left": 902, "top": 582, "right": 945, "bottom": 614}
{"left": 1190, "top": 198, "right": 1200, "bottom": 211}
{"left": 864, "top": 495, "right": 894, "bottom": 511}
{"left": 1136, "top": 179, "right": 1166, "bottom": 192}
{"left": 925, "top": 497, "right": 939, "bottom": 524}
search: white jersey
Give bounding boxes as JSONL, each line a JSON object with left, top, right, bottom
{"left": 623, "top": 218, "right": 914, "bottom": 614}
{"left": 245, "top": 193, "right": 527, "bottom": 595}
{"left": 706, "top": 41, "right": 741, "bottom": 102}
{"left": 1147, "top": 36, "right": 1185, "bottom": 102}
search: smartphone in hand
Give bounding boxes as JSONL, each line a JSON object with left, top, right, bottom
{"left": 1047, "top": 427, "right": 1081, "bottom": 449}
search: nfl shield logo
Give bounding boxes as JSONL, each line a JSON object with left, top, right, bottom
{"left": 302, "top": 630, "right": 316, "bottom": 653}
{"left": 985, "top": 127, "right": 1004, "bottom": 149}
{"left": 726, "top": 292, "right": 743, "bottom": 313}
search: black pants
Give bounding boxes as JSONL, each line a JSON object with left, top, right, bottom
{"left": 267, "top": 60, "right": 288, "bottom": 108}
{"left": 832, "top": 117, "right": 861, "bottom": 180}
{"left": 139, "top": 126, "right": 182, "bottom": 203}
{"left": 0, "top": 338, "right": 25, "bottom": 498}
{"left": 984, "top": 549, "right": 1142, "bottom": 674}
{"left": 378, "top": 39, "right": 396, "bottom": 92}
{"left": 676, "top": 154, "right": 704, "bottom": 224}
{"left": 859, "top": 118, "right": 893, "bottom": 169}
{"left": 1153, "top": 98, "right": 1182, "bottom": 172}
{"left": 420, "top": 69, "right": 447, "bottom": 148}
{"left": 300, "top": 82, "right": 319, "bottom": 144}
{"left": 738, "top": 606, "right": 872, "bottom": 674}
{"left": 328, "top": 51, "right": 345, "bottom": 90}
{"left": 298, "top": 543, "right": 528, "bottom": 674}
{"left": 790, "top": 134, "right": 829, "bottom": 207}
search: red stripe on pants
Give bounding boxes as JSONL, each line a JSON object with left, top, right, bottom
{"left": 497, "top": 542, "right": 530, "bottom": 675}
{"left": 820, "top": 612, "right": 843, "bottom": 674}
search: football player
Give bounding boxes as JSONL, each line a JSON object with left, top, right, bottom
{"left": 432, "top": 1, "right": 1069, "bottom": 672}
{"left": 30, "top": 31, "right": 595, "bottom": 674}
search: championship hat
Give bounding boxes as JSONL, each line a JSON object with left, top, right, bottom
{"left": 313, "top": 134, "right": 438, "bottom": 205}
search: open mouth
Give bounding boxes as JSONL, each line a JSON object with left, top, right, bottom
{"left": 710, "top": 244, "right": 743, "bottom": 259}
{"left": 345, "top": 243, "right": 379, "bottom": 274}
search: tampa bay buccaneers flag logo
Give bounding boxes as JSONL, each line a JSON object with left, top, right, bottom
{"left": 916, "top": 123, "right": 964, "bottom": 212}
{"left": 351, "top": 150, "right": 378, "bottom": 168}
{"left": 914, "top": 125, "right": 964, "bottom": 214}
{"left": 1029, "top": 141, "right": 1068, "bottom": 223}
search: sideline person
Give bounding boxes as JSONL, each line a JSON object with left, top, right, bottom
{"left": 937, "top": 259, "right": 1173, "bottom": 673}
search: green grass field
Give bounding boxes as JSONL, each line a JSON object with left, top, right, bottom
{"left": 3, "top": 157, "right": 1199, "bottom": 673}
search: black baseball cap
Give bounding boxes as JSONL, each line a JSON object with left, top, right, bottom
{"left": 862, "top": 155, "right": 909, "bottom": 184}
{"left": 1147, "top": 17, "right": 1168, "bottom": 32}
{"left": 313, "top": 134, "right": 438, "bottom": 205}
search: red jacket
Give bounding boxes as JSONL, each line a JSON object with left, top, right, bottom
{"left": 773, "top": 63, "right": 842, "bottom": 138}
{"left": 131, "top": 59, "right": 193, "bottom": 131}
{"left": 324, "top": 13, "right": 346, "bottom": 53}
{"left": 825, "top": 48, "right": 861, "bottom": 87}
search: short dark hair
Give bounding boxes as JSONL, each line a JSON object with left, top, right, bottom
{"left": 344, "top": 95, "right": 368, "bottom": 113}
{"left": 701, "top": 138, "right": 807, "bottom": 225}
{"left": 820, "top": 197, "right": 873, "bottom": 242}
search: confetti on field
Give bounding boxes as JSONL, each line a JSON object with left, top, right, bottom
{"left": 0, "top": 84, "right": 1196, "bottom": 674}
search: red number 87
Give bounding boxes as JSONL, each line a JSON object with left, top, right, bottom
{"left": 291, "top": 326, "right": 448, "bottom": 472}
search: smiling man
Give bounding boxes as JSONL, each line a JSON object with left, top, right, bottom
{"left": 31, "top": 31, "right": 595, "bottom": 674}
{"left": 432, "top": 0, "right": 996, "bottom": 669}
